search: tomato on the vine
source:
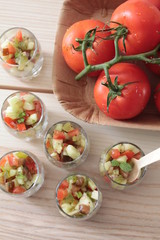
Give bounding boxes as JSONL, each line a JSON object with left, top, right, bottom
{"left": 154, "top": 83, "right": 160, "bottom": 112}
{"left": 94, "top": 63, "right": 151, "bottom": 120}
{"left": 110, "top": 0, "right": 160, "bottom": 55}
{"left": 146, "top": 52, "right": 160, "bottom": 76}
{"left": 62, "top": 19, "right": 115, "bottom": 76}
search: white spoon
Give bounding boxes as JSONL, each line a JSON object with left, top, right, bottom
{"left": 128, "top": 148, "right": 160, "bottom": 183}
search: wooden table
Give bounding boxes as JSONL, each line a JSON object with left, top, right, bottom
{"left": 0, "top": 1, "right": 160, "bottom": 240}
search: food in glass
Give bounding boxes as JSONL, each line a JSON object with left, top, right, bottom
{"left": 0, "top": 151, "right": 44, "bottom": 197}
{"left": 99, "top": 142, "right": 146, "bottom": 190}
{"left": 56, "top": 174, "right": 102, "bottom": 220}
{"left": 0, "top": 27, "right": 43, "bottom": 80}
{"left": 44, "top": 121, "right": 89, "bottom": 169}
{"left": 1, "top": 91, "right": 48, "bottom": 141}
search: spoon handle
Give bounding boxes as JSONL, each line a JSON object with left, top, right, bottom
{"left": 139, "top": 148, "right": 160, "bottom": 169}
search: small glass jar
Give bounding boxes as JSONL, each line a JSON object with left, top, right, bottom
{"left": 99, "top": 142, "right": 147, "bottom": 190}
{"left": 55, "top": 173, "right": 102, "bottom": 220}
{"left": 0, "top": 150, "right": 44, "bottom": 197}
{"left": 0, "top": 27, "right": 43, "bottom": 81}
{"left": 44, "top": 121, "right": 89, "bottom": 169}
{"left": 1, "top": 91, "right": 48, "bottom": 141}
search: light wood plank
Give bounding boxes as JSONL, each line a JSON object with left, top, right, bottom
{"left": 0, "top": 89, "right": 160, "bottom": 240}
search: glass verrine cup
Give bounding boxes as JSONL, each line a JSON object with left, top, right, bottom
{"left": 0, "top": 150, "right": 44, "bottom": 197}
{"left": 99, "top": 142, "right": 147, "bottom": 190}
{"left": 1, "top": 91, "right": 48, "bottom": 141}
{"left": 55, "top": 173, "right": 102, "bottom": 220}
{"left": 0, "top": 27, "right": 43, "bottom": 81}
{"left": 44, "top": 121, "right": 89, "bottom": 169}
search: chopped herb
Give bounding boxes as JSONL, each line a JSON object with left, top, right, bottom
{"left": 111, "top": 160, "right": 120, "bottom": 167}
{"left": 120, "top": 162, "right": 132, "bottom": 172}
{"left": 17, "top": 118, "right": 25, "bottom": 123}
{"left": 18, "top": 112, "right": 26, "bottom": 118}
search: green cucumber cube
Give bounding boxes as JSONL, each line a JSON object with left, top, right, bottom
{"left": 25, "top": 113, "right": 38, "bottom": 125}
{"left": 91, "top": 190, "right": 99, "bottom": 201}
{"left": 66, "top": 145, "right": 80, "bottom": 160}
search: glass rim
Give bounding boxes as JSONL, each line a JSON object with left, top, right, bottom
{"left": 55, "top": 172, "right": 102, "bottom": 220}
{"left": 0, "top": 150, "right": 41, "bottom": 197}
{"left": 101, "top": 141, "right": 147, "bottom": 187}
{"left": 1, "top": 91, "right": 45, "bottom": 133}
{"left": 0, "top": 27, "right": 38, "bottom": 66}
{"left": 44, "top": 120, "right": 89, "bottom": 166}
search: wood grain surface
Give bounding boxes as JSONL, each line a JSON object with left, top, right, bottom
{"left": 0, "top": 1, "right": 160, "bottom": 240}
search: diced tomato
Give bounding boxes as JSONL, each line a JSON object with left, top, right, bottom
{"left": 4, "top": 116, "right": 17, "bottom": 129}
{"left": 46, "top": 140, "right": 51, "bottom": 148}
{"left": 68, "top": 128, "right": 80, "bottom": 137}
{"left": 134, "top": 152, "right": 141, "bottom": 160}
{"left": 13, "top": 186, "right": 26, "bottom": 194}
{"left": 0, "top": 157, "right": 7, "bottom": 167}
{"left": 17, "top": 123, "right": 26, "bottom": 131}
{"left": 121, "top": 150, "right": 135, "bottom": 161}
{"left": 34, "top": 100, "right": 42, "bottom": 120}
{"left": 25, "top": 110, "right": 36, "bottom": 116}
{"left": 6, "top": 58, "right": 16, "bottom": 65}
{"left": 53, "top": 130, "right": 66, "bottom": 140}
{"left": 57, "top": 188, "right": 68, "bottom": 200}
{"left": 111, "top": 149, "right": 120, "bottom": 159}
{"left": 8, "top": 43, "right": 16, "bottom": 54}
{"left": 59, "top": 180, "right": 69, "bottom": 189}
{"left": 104, "top": 175, "right": 111, "bottom": 184}
{"left": 6, "top": 154, "right": 19, "bottom": 167}
{"left": 16, "top": 30, "right": 23, "bottom": 42}
{"left": 25, "top": 157, "right": 37, "bottom": 174}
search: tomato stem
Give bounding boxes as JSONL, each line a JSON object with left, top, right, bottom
{"left": 75, "top": 24, "right": 160, "bottom": 80}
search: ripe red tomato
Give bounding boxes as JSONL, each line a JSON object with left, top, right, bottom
{"left": 94, "top": 63, "right": 151, "bottom": 120}
{"left": 62, "top": 19, "right": 115, "bottom": 76}
{"left": 154, "top": 83, "right": 160, "bottom": 112}
{"left": 146, "top": 52, "right": 160, "bottom": 76}
{"left": 138, "top": 0, "right": 160, "bottom": 10}
{"left": 110, "top": 0, "right": 160, "bottom": 55}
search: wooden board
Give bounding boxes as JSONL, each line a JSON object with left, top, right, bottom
{"left": 0, "top": 90, "right": 160, "bottom": 240}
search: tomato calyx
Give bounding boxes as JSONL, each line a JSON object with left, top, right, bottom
{"left": 72, "top": 27, "right": 97, "bottom": 53}
{"left": 102, "top": 68, "right": 139, "bottom": 111}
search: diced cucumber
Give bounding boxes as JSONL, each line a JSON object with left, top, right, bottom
{"left": 16, "top": 176, "right": 24, "bottom": 185}
{"left": 12, "top": 178, "right": 19, "bottom": 187}
{"left": 62, "top": 122, "right": 73, "bottom": 132}
{"left": 22, "top": 93, "right": 35, "bottom": 102}
{"left": 91, "top": 190, "right": 99, "bottom": 201}
{"left": 14, "top": 151, "right": 28, "bottom": 159}
{"left": 17, "top": 166, "right": 23, "bottom": 174}
{"left": 101, "top": 152, "right": 111, "bottom": 162}
{"left": 26, "top": 113, "right": 38, "bottom": 125}
{"left": 23, "top": 101, "right": 35, "bottom": 110}
{"left": 61, "top": 203, "right": 73, "bottom": 214}
{"left": 116, "top": 155, "right": 127, "bottom": 163}
{"left": 112, "top": 168, "right": 119, "bottom": 176}
{"left": 123, "top": 143, "right": 140, "bottom": 154}
{"left": 24, "top": 62, "right": 34, "bottom": 73}
{"left": 8, "top": 95, "right": 23, "bottom": 108}
{"left": 104, "top": 161, "right": 112, "bottom": 171}
{"left": 112, "top": 144, "right": 122, "bottom": 151}
{"left": 27, "top": 41, "right": 35, "bottom": 50}
{"left": 25, "top": 181, "right": 33, "bottom": 190}
{"left": 1, "top": 39, "right": 10, "bottom": 48}
{"left": 52, "top": 139, "right": 63, "bottom": 154}
{"left": 9, "top": 169, "right": 17, "bottom": 177}
{"left": 80, "top": 136, "right": 86, "bottom": 148}
{"left": 75, "top": 193, "right": 93, "bottom": 211}
{"left": 88, "top": 179, "right": 97, "bottom": 191}
{"left": 54, "top": 123, "right": 63, "bottom": 131}
{"left": 18, "top": 55, "right": 28, "bottom": 70}
{"left": 114, "top": 175, "right": 127, "bottom": 185}
{"left": 5, "top": 106, "right": 22, "bottom": 119}
{"left": 66, "top": 145, "right": 80, "bottom": 160}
